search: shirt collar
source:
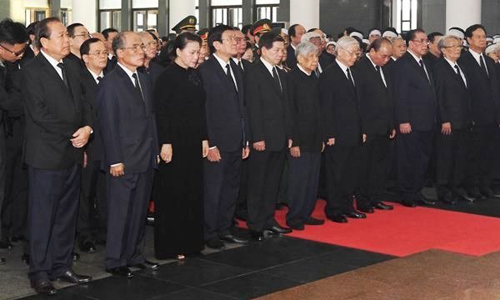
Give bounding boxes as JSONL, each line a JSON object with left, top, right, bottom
{"left": 408, "top": 50, "right": 422, "bottom": 63}
{"left": 117, "top": 62, "right": 137, "bottom": 81}
{"left": 260, "top": 57, "right": 275, "bottom": 76}
{"left": 297, "top": 63, "right": 312, "bottom": 76}
{"left": 87, "top": 67, "right": 104, "bottom": 82}
{"left": 213, "top": 53, "right": 230, "bottom": 71}
{"left": 41, "top": 49, "right": 63, "bottom": 68}
{"left": 231, "top": 57, "right": 241, "bottom": 65}
{"left": 336, "top": 58, "right": 349, "bottom": 73}
{"left": 366, "top": 53, "right": 378, "bottom": 69}
{"left": 444, "top": 57, "right": 458, "bottom": 69}
{"left": 468, "top": 48, "right": 483, "bottom": 63}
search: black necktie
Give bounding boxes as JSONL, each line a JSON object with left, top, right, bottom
{"left": 272, "top": 66, "right": 282, "bottom": 93}
{"left": 455, "top": 64, "right": 466, "bottom": 87}
{"left": 132, "top": 73, "right": 145, "bottom": 103}
{"left": 346, "top": 68, "right": 355, "bottom": 87}
{"left": 97, "top": 76, "right": 102, "bottom": 83}
{"left": 419, "top": 59, "right": 430, "bottom": 83}
{"left": 57, "top": 62, "right": 69, "bottom": 89}
{"left": 226, "top": 64, "right": 238, "bottom": 92}
{"left": 238, "top": 60, "right": 243, "bottom": 72}
{"left": 480, "top": 55, "right": 489, "bottom": 77}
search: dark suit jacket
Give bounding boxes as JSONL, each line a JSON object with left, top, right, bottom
{"left": 458, "top": 51, "right": 500, "bottom": 125}
{"left": 199, "top": 55, "right": 248, "bottom": 152}
{"left": 288, "top": 66, "right": 323, "bottom": 152}
{"left": 80, "top": 67, "right": 104, "bottom": 161}
{"left": 0, "top": 63, "right": 23, "bottom": 124}
{"left": 319, "top": 51, "right": 335, "bottom": 69}
{"left": 286, "top": 44, "right": 297, "bottom": 69}
{"left": 354, "top": 56, "right": 394, "bottom": 136}
{"left": 97, "top": 64, "right": 158, "bottom": 173}
{"left": 434, "top": 58, "right": 471, "bottom": 130}
{"left": 320, "top": 60, "right": 362, "bottom": 147}
{"left": 138, "top": 61, "right": 163, "bottom": 86}
{"left": 393, "top": 52, "right": 437, "bottom": 131}
{"left": 246, "top": 59, "right": 289, "bottom": 151}
{"left": 22, "top": 53, "right": 92, "bottom": 169}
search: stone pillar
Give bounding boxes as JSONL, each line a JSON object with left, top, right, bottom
{"left": 289, "top": 0, "right": 319, "bottom": 30}
{"left": 72, "top": 0, "right": 97, "bottom": 32}
{"left": 446, "top": 0, "right": 481, "bottom": 31}
{"left": 242, "top": 0, "right": 254, "bottom": 26}
{"left": 121, "top": 0, "right": 130, "bottom": 31}
{"left": 158, "top": 0, "right": 169, "bottom": 36}
{"left": 51, "top": 0, "right": 61, "bottom": 20}
{"left": 198, "top": 0, "right": 209, "bottom": 29}
{"left": 169, "top": 0, "right": 196, "bottom": 33}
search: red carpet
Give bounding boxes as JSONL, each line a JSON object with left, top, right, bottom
{"left": 240, "top": 200, "right": 500, "bottom": 257}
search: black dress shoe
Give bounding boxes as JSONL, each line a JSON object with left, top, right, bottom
{"left": 327, "top": 214, "right": 347, "bottom": 223}
{"left": 345, "top": 211, "right": 367, "bottom": 219}
{"left": 72, "top": 252, "right": 80, "bottom": 261}
{"left": 21, "top": 253, "right": 30, "bottom": 265}
{"left": 11, "top": 235, "right": 25, "bottom": 243}
{"left": 0, "top": 257, "right": 5, "bottom": 265}
{"left": 56, "top": 269, "right": 92, "bottom": 284}
{"left": 304, "top": 217, "right": 325, "bottom": 225}
{"left": 106, "top": 266, "right": 133, "bottom": 278}
{"left": 79, "top": 241, "right": 96, "bottom": 253}
{"left": 286, "top": 221, "right": 305, "bottom": 230}
{"left": 129, "top": 260, "right": 159, "bottom": 270}
{"left": 31, "top": 279, "right": 57, "bottom": 295}
{"left": 357, "top": 206, "right": 374, "bottom": 213}
{"left": 268, "top": 225, "right": 292, "bottom": 234}
{"left": 0, "top": 239, "right": 12, "bottom": 249}
{"left": 416, "top": 197, "right": 436, "bottom": 206}
{"left": 480, "top": 188, "right": 495, "bottom": 199}
{"left": 401, "top": 200, "right": 417, "bottom": 207}
{"left": 250, "top": 231, "right": 264, "bottom": 241}
{"left": 373, "top": 202, "right": 393, "bottom": 210}
{"left": 220, "top": 234, "right": 249, "bottom": 244}
{"left": 205, "top": 238, "right": 225, "bottom": 250}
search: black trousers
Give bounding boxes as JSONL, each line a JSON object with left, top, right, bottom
{"left": 0, "top": 129, "right": 6, "bottom": 241}
{"left": 358, "top": 134, "right": 391, "bottom": 206}
{"left": 466, "top": 124, "right": 497, "bottom": 192}
{"left": 27, "top": 164, "right": 81, "bottom": 281}
{"left": 276, "top": 159, "right": 288, "bottom": 205}
{"left": 78, "top": 159, "right": 107, "bottom": 245}
{"left": 324, "top": 144, "right": 361, "bottom": 217}
{"left": 246, "top": 148, "right": 285, "bottom": 232}
{"left": 436, "top": 129, "right": 468, "bottom": 197}
{"left": 105, "top": 169, "right": 153, "bottom": 270}
{"left": 203, "top": 150, "right": 241, "bottom": 241}
{"left": 396, "top": 129, "right": 434, "bottom": 203}
{"left": 286, "top": 152, "right": 321, "bottom": 224}
{"left": 234, "top": 159, "right": 248, "bottom": 220}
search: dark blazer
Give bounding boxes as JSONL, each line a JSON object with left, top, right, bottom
{"left": 320, "top": 60, "right": 362, "bottom": 147}
{"left": 319, "top": 51, "right": 336, "bottom": 69}
{"left": 354, "top": 55, "right": 394, "bottom": 136}
{"left": 458, "top": 50, "right": 500, "bottom": 125}
{"left": 80, "top": 67, "right": 104, "bottom": 161}
{"left": 434, "top": 58, "right": 471, "bottom": 130}
{"left": 393, "top": 52, "right": 437, "bottom": 131}
{"left": 0, "top": 63, "right": 24, "bottom": 124}
{"left": 199, "top": 55, "right": 248, "bottom": 152}
{"left": 245, "top": 59, "right": 289, "bottom": 151}
{"left": 288, "top": 66, "right": 323, "bottom": 152}
{"left": 138, "top": 60, "right": 163, "bottom": 86}
{"left": 286, "top": 44, "right": 297, "bottom": 69}
{"left": 22, "top": 53, "right": 92, "bottom": 169}
{"left": 66, "top": 52, "right": 85, "bottom": 68}
{"left": 97, "top": 65, "right": 158, "bottom": 173}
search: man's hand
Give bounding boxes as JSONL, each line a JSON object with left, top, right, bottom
{"left": 202, "top": 140, "right": 209, "bottom": 158}
{"left": 110, "top": 163, "right": 125, "bottom": 177}
{"left": 242, "top": 146, "right": 250, "bottom": 159}
{"left": 290, "top": 146, "right": 301, "bottom": 158}
{"left": 389, "top": 129, "right": 396, "bottom": 139}
{"left": 326, "top": 138, "right": 335, "bottom": 146}
{"left": 207, "top": 147, "right": 222, "bottom": 162}
{"left": 399, "top": 123, "right": 412, "bottom": 134}
{"left": 441, "top": 122, "right": 452, "bottom": 135}
{"left": 161, "top": 144, "right": 173, "bottom": 163}
{"left": 71, "top": 126, "right": 92, "bottom": 148}
{"left": 253, "top": 141, "right": 266, "bottom": 151}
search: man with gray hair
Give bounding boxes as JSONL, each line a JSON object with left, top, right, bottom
{"left": 434, "top": 35, "right": 471, "bottom": 205}
{"left": 301, "top": 32, "right": 324, "bottom": 76}
{"left": 320, "top": 36, "right": 366, "bottom": 223}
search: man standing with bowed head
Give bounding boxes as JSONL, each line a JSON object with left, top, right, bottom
{"left": 97, "top": 31, "right": 159, "bottom": 278}
{"left": 393, "top": 29, "right": 437, "bottom": 207}
{"left": 22, "top": 17, "right": 93, "bottom": 295}
{"left": 286, "top": 24, "right": 306, "bottom": 68}
{"left": 246, "top": 32, "right": 292, "bottom": 241}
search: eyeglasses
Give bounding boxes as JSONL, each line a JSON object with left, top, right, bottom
{"left": 222, "top": 35, "right": 239, "bottom": 43}
{"left": 412, "top": 39, "right": 429, "bottom": 45}
{"left": 443, "top": 45, "right": 463, "bottom": 50}
{"left": 88, "top": 50, "right": 109, "bottom": 57}
{"left": 145, "top": 41, "right": 158, "bottom": 48}
{"left": 0, "top": 44, "right": 26, "bottom": 56}
{"left": 339, "top": 46, "right": 360, "bottom": 57}
{"left": 121, "top": 44, "right": 146, "bottom": 53}
{"left": 73, "top": 33, "right": 91, "bottom": 39}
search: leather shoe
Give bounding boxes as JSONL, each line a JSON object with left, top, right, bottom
{"left": 205, "top": 238, "right": 225, "bottom": 250}
{"left": 220, "top": 234, "right": 249, "bottom": 244}
{"left": 106, "top": 266, "right": 133, "bottom": 278}
{"left": 416, "top": 197, "right": 436, "bottom": 206}
{"left": 72, "top": 252, "right": 80, "bottom": 261}
{"left": 31, "top": 279, "right": 57, "bottom": 295}
{"left": 327, "top": 214, "right": 347, "bottom": 223}
{"left": 129, "top": 260, "right": 159, "bottom": 270}
{"left": 0, "top": 257, "right": 5, "bottom": 265}
{"left": 373, "top": 202, "right": 393, "bottom": 210}
{"left": 21, "top": 253, "right": 30, "bottom": 265}
{"left": 286, "top": 221, "right": 305, "bottom": 230}
{"left": 56, "top": 269, "right": 92, "bottom": 284}
{"left": 11, "top": 235, "right": 25, "bottom": 243}
{"left": 304, "top": 217, "right": 324, "bottom": 225}
{"left": 79, "top": 241, "right": 96, "bottom": 253}
{"left": 345, "top": 211, "right": 367, "bottom": 219}
{"left": 357, "top": 205, "right": 374, "bottom": 213}
{"left": 268, "top": 225, "right": 292, "bottom": 234}
{"left": 250, "top": 231, "right": 264, "bottom": 241}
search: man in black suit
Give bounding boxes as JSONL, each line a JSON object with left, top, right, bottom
{"left": 286, "top": 24, "right": 306, "bottom": 68}
{"left": 199, "top": 25, "right": 250, "bottom": 249}
{"left": 355, "top": 38, "right": 395, "bottom": 213}
{"left": 0, "top": 18, "right": 28, "bottom": 264}
{"left": 423, "top": 32, "right": 443, "bottom": 70}
{"left": 67, "top": 23, "right": 89, "bottom": 67}
{"left": 77, "top": 38, "right": 108, "bottom": 253}
{"left": 22, "top": 17, "right": 93, "bottom": 294}
{"left": 232, "top": 28, "right": 252, "bottom": 72}
{"left": 434, "top": 35, "right": 472, "bottom": 205}
{"left": 246, "top": 32, "right": 292, "bottom": 240}
{"left": 102, "top": 28, "right": 118, "bottom": 72}
{"left": 97, "top": 31, "right": 159, "bottom": 278}
{"left": 320, "top": 36, "right": 366, "bottom": 223}
{"left": 393, "top": 29, "right": 437, "bottom": 207}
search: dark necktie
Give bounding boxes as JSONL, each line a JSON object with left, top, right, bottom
{"left": 57, "top": 62, "right": 69, "bottom": 89}
{"left": 97, "top": 76, "right": 102, "bottom": 83}
{"left": 419, "top": 59, "right": 430, "bottom": 83}
{"left": 132, "top": 73, "right": 145, "bottom": 103}
{"left": 346, "top": 68, "right": 355, "bottom": 87}
{"left": 238, "top": 60, "right": 243, "bottom": 72}
{"left": 454, "top": 64, "right": 466, "bottom": 87}
{"left": 480, "top": 55, "right": 489, "bottom": 77}
{"left": 272, "top": 66, "right": 282, "bottom": 93}
{"left": 226, "top": 64, "right": 238, "bottom": 92}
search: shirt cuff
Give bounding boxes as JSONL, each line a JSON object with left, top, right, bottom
{"left": 110, "top": 163, "right": 121, "bottom": 167}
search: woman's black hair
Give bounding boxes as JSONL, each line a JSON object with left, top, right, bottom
{"left": 168, "top": 32, "right": 202, "bottom": 62}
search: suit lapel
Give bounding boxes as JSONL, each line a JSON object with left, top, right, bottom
{"left": 115, "top": 65, "right": 146, "bottom": 109}
{"left": 208, "top": 55, "right": 238, "bottom": 93}
{"left": 333, "top": 61, "right": 356, "bottom": 99}
{"left": 257, "top": 59, "right": 281, "bottom": 96}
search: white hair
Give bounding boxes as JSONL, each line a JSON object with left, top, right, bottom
{"left": 295, "top": 41, "right": 318, "bottom": 58}
{"left": 301, "top": 32, "right": 322, "bottom": 43}
{"left": 335, "top": 36, "right": 359, "bottom": 55}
